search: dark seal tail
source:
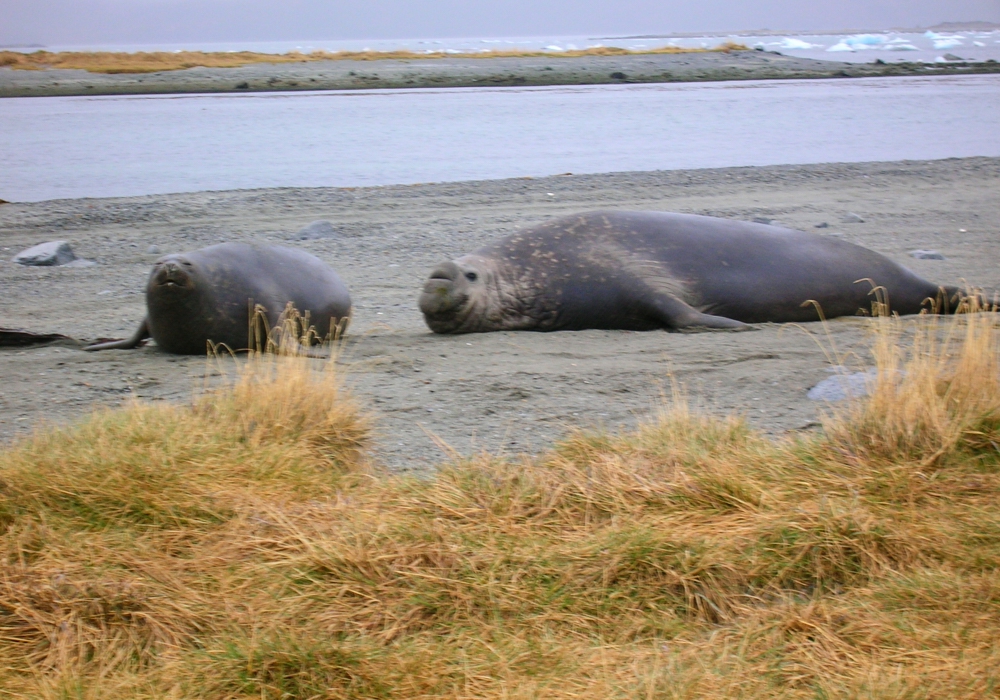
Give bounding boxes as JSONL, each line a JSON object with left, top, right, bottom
{"left": 83, "top": 319, "right": 150, "bottom": 351}
{"left": 932, "top": 286, "right": 998, "bottom": 314}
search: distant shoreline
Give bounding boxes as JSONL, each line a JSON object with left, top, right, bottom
{"left": 2, "top": 50, "right": 998, "bottom": 98}
{"left": 604, "top": 21, "right": 1000, "bottom": 40}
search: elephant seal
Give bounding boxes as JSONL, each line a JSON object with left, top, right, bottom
{"left": 85, "top": 243, "right": 351, "bottom": 354}
{"left": 419, "top": 211, "right": 958, "bottom": 334}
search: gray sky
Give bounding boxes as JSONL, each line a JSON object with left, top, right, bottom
{"left": 3, "top": 0, "right": 999, "bottom": 47}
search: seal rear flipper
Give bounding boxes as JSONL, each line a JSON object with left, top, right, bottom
{"left": 0, "top": 328, "right": 79, "bottom": 348}
{"left": 643, "top": 295, "right": 749, "bottom": 332}
{"left": 83, "top": 319, "right": 151, "bottom": 351}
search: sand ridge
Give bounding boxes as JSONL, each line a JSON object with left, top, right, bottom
{"left": 3, "top": 50, "right": 998, "bottom": 97}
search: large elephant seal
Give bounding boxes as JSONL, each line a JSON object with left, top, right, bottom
{"left": 85, "top": 243, "right": 351, "bottom": 354}
{"left": 419, "top": 211, "right": 958, "bottom": 334}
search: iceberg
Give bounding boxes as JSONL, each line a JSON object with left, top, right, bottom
{"left": 885, "top": 43, "right": 919, "bottom": 51}
{"left": 828, "top": 34, "right": 890, "bottom": 52}
{"left": 934, "top": 38, "right": 964, "bottom": 49}
{"left": 777, "top": 37, "right": 820, "bottom": 50}
{"left": 848, "top": 34, "right": 888, "bottom": 48}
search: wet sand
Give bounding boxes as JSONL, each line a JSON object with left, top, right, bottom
{"left": 1, "top": 157, "right": 998, "bottom": 470}
{"left": 3, "top": 51, "right": 997, "bottom": 98}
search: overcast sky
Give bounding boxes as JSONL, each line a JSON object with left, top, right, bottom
{"left": 3, "top": 0, "right": 999, "bottom": 47}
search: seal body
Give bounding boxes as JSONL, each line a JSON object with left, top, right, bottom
{"left": 87, "top": 243, "right": 351, "bottom": 353}
{"left": 419, "top": 211, "right": 952, "bottom": 334}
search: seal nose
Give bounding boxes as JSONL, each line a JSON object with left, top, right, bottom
{"left": 428, "top": 261, "right": 460, "bottom": 282}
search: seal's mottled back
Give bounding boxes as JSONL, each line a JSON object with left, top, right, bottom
{"left": 86, "top": 243, "right": 351, "bottom": 354}
{"left": 419, "top": 211, "right": 956, "bottom": 334}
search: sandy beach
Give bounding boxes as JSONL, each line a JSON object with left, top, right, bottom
{"left": 3, "top": 51, "right": 998, "bottom": 97}
{"left": 1, "top": 157, "right": 998, "bottom": 470}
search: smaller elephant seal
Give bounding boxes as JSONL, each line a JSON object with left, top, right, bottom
{"left": 85, "top": 243, "right": 351, "bottom": 354}
{"left": 419, "top": 211, "right": 961, "bottom": 334}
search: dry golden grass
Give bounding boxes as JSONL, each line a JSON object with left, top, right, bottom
{"left": 0, "top": 43, "right": 749, "bottom": 74}
{"left": 0, "top": 303, "right": 998, "bottom": 698}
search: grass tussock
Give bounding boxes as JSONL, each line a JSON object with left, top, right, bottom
{"left": 1, "top": 304, "right": 999, "bottom": 698}
{"left": 0, "top": 43, "right": 749, "bottom": 74}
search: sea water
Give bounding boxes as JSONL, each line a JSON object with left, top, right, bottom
{"left": 1, "top": 74, "right": 998, "bottom": 202}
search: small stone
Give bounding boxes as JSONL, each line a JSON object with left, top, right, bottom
{"left": 610, "top": 72, "right": 627, "bottom": 80}
{"left": 752, "top": 217, "right": 773, "bottom": 225}
{"left": 814, "top": 222, "right": 829, "bottom": 228}
{"left": 290, "top": 220, "right": 338, "bottom": 240}
{"left": 840, "top": 213, "right": 864, "bottom": 224}
{"left": 147, "top": 245, "right": 161, "bottom": 255}
{"left": 910, "top": 249, "right": 946, "bottom": 260}
{"left": 235, "top": 82, "right": 250, "bottom": 89}
{"left": 808, "top": 369, "right": 877, "bottom": 401}
{"left": 12, "top": 241, "right": 77, "bottom": 266}
{"left": 942, "top": 53, "right": 964, "bottom": 61}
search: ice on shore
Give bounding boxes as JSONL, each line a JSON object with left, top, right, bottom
{"left": 925, "top": 31, "right": 965, "bottom": 50}
{"left": 776, "top": 37, "right": 820, "bottom": 50}
{"left": 827, "top": 34, "right": 890, "bottom": 52}
{"left": 933, "top": 38, "right": 964, "bottom": 50}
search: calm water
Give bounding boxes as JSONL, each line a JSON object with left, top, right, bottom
{"left": 1, "top": 74, "right": 999, "bottom": 202}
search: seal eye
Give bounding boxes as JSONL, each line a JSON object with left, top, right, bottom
{"left": 464, "top": 271, "right": 478, "bottom": 282}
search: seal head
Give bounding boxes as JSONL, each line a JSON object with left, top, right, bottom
{"left": 419, "top": 256, "right": 502, "bottom": 334}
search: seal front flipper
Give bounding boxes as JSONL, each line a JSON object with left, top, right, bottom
{"left": 83, "top": 319, "right": 151, "bottom": 351}
{"left": 643, "top": 294, "right": 749, "bottom": 332}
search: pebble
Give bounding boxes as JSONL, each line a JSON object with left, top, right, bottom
{"left": 290, "top": 220, "right": 338, "bottom": 240}
{"left": 147, "top": 245, "right": 161, "bottom": 254}
{"left": 12, "top": 240, "right": 77, "bottom": 266}
{"left": 814, "top": 222, "right": 829, "bottom": 228}
{"left": 752, "top": 217, "right": 773, "bottom": 225}
{"left": 807, "top": 369, "right": 877, "bottom": 401}
{"left": 910, "top": 249, "right": 946, "bottom": 260}
{"left": 840, "top": 213, "right": 864, "bottom": 224}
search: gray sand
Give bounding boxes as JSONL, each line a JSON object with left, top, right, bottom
{"left": 3, "top": 51, "right": 998, "bottom": 98}
{"left": 1, "top": 158, "right": 998, "bottom": 471}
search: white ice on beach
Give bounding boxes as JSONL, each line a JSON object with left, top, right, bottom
{"left": 827, "top": 34, "right": 890, "bottom": 52}
{"left": 933, "top": 38, "right": 964, "bottom": 49}
{"left": 775, "top": 37, "right": 820, "bottom": 50}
